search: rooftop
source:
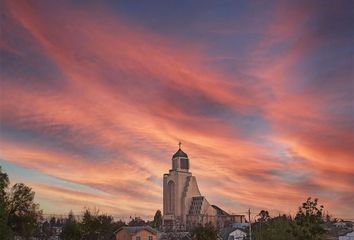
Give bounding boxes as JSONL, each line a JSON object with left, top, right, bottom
{"left": 115, "top": 226, "right": 157, "bottom": 235}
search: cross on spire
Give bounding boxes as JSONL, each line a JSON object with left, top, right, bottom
{"left": 178, "top": 141, "right": 182, "bottom": 149}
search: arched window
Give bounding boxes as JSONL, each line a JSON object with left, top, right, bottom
{"left": 168, "top": 181, "right": 175, "bottom": 213}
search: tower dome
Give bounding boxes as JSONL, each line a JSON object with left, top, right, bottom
{"left": 171, "top": 141, "right": 189, "bottom": 171}
{"left": 172, "top": 148, "right": 188, "bottom": 159}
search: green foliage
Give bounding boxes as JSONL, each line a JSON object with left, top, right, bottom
{"left": 251, "top": 198, "right": 326, "bottom": 240}
{"left": 290, "top": 197, "right": 325, "bottom": 240}
{"left": 0, "top": 166, "right": 42, "bottom": 239}
{"left": 191, "top": 223, "right": 219, "bottom": 240}
{"left": 128, "top": 216, "right": 146, "bottom": 226}
{"left": 60, "top": 208, "right": 126, "bottom": 240}
{"left": 256, "top": 210, "right": 270, "bottom": 223}
{"left": 0, "top": 166, "right": 12, "bottom": 239}
{"left": 0, "top": 200, "right": 12, "bottom": 240}
{"left": 8, "top": 183, "right": 35, "bottom": 216}
{"left": 252, "top": 215, "right": 296, "bottom": 240}
{"left": 81, "top": 208, "right": 119, "bottom": 240}
{"left": 60, "top": 211, "right": 82, "bottom": 240}
{"left": 7, "top": 183, "right": 43, "bottom": 239}
{"left": 0, "top": 166, "right": 9, "bottom": 199}
{"left": 151, "top": 210, "right": 162, "bottom": 230}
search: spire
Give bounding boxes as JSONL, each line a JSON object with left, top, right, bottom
{"left": 172, "top": 141, "right": 188, "bottom": 159}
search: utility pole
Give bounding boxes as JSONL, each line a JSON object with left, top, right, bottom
{"left": 248, "top": 209, "right": 252, "bottom": 240}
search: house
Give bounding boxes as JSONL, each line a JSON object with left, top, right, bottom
{"left": 115, "top": 226, "right": 157, "bottom": 240}
{"left": 339, "top": 231, "right": 354, "bottom": 240}
{"left": 232, "top": 222, "right": 249, "bottom": 229}
{"left": 336, "top": 222, "right": 349, "bottom": 228}
{"left": 220, "top": 227, "right": 247, "bottom": 240}
{"left": 227, "top": 229, "right": 247, "bottom": 240}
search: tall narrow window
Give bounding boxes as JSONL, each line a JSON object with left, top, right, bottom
{"left": 168, "top": 181, "right": 175, "bottom": 213}
{"left": 180, "top": 158, "right": 189, "bottom": 169}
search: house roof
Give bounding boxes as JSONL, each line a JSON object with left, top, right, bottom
{"left": 160, "top": 232, "right": 192, "bottom": 240}
{"left": 115, "top": 226, "right": 157, "bottom": 235}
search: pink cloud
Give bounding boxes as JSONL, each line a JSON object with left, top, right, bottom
{"left": 1, "top": 0, "right": 352, "bottom": 219}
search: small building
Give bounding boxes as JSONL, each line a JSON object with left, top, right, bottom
{"left": 336, "top": 222, "right": 348, "bottom": 228}
{"left": 339, "top": 231, "right": 354, "bottom": 240}
{"left": 228, "top": 229, "right": 247, "bottom": 240}
{"left": 232, "top": 222, "right": 249, "bottom": 229}
{"left": 220, "top": 227, "right": 247, "bottom": 240}
{"left": 115, "top": 226, "right": 157, "bottom": 240}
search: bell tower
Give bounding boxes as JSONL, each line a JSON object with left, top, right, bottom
{"left": 171, "top": 141, "right": 190, "bottom": 172}
{"left": 163, "top": 142, "right": 194, "bottom": 231}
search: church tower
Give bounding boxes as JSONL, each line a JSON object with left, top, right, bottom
{"left": 162, "top": 142, "right": 246, "bottom": 231}
{"left": 162, "top": 142, "right": 202, "bottom": 231}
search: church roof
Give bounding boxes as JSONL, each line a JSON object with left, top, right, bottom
{"left": 211, "top": 205, "right": 230, "bottom": 216}
{"left": 172, "top": 148, "right": 188, "bottom": 158}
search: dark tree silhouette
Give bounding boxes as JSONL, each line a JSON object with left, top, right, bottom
{"left": 256, "top": 210, "right": 270, "bottom": 222}
{"left": 0, "top": 166, "right": 42, "bottom": 239}
{"left": 128, "top": 216, "right": 146, "bottom": 226}
{"left": 290, "top": 197, "right": 325, "bottom": 240}
{"left": 191, "top": 223, "right": 219, "bottom": 240}
{"left": 151, "top": 210, "right": 162, "bottom": 230}
{"left": 60, "top": 211, "right": 82, "bottom": 240}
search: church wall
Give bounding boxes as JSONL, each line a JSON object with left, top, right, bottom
{"left": 163, "top": 174, "right": 168, "bottom": 215}
{"left": 174, "top": 171, "right": 190, "bottom": 223}
{"left": 163, "top": 169, "right": 192, "bottom": 230}
{"left": 183, "top": 176, "right": 201, "bottom": 225}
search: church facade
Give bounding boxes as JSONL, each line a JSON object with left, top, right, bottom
{"left": 162, "top": 144, "right": 245, "bottom": 231}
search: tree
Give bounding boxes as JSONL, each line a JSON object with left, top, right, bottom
{"left": 50, "top": 216, "right": 56, "bottom": 226}
{"left": 256, "top": 210, "right": 270, "bottom": 223}
{"left": 41, "top": 220, "right": 53, "bottom": 239}
{"left": 7, "top": 183, "right": 43, "bottom": 239}
{"left": 0, "top": 166, "right": 9, "bottom": 198}
{"left": 0, "top": 166, "right": 43, "bottom": 239}
{"left": 81, "top": 208, "right": 116, "bottom": 240}
{"left": 151, "top": 210, "right": 162, "bottom": 230}
{"left": 60, "top": 211, "right": 82, "bottom": 240}
{"left": 252, "top": 214, "right": 296, "bottom": 240}
{"left": 290, "top": 197, "right": 325, "bottom": 240}
{"left": 96, "top": 214, "right": 116, "bottom": 239}
{"left": 191, "top": 223, "right": 219, "bottom": 240}
{"left": 0, "top": 166, "right": 12, "bottom": 239}
{"left": 128, "top": 216, "right": 146, "bottom": 226}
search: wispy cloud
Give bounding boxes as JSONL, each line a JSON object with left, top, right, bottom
{"left": 1, "top": 0, "right": 353, "bottom": 218}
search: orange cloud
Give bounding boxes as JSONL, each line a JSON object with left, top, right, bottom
{"left": 1, "top": 0, "right": 353, "bottom": 219}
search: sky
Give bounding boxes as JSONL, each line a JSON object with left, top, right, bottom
{"left": 0, "top": 0, "right": 353, "bottom": 220}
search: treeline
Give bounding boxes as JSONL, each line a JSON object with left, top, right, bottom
{"left": 250, "top": 198, "right": 327, "bottom": 240}
{"left": 182, "top": 198, "right": 339, "bottom": 240}
{"left": 57, "top": 209, "right": 162, "bottom": 240}
{"left": 0, "top": 166, "right": 162, "bottom": 240}
{"left": 0, "top": 166, "right": 346, "bottom": 240}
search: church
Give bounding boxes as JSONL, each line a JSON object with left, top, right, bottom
{"left": 162, "top": 143, "right": 245, "bottom": 231}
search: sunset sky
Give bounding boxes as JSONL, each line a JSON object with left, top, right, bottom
{"left": 1, "top": 0, "right": 353, "bottom": 220}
